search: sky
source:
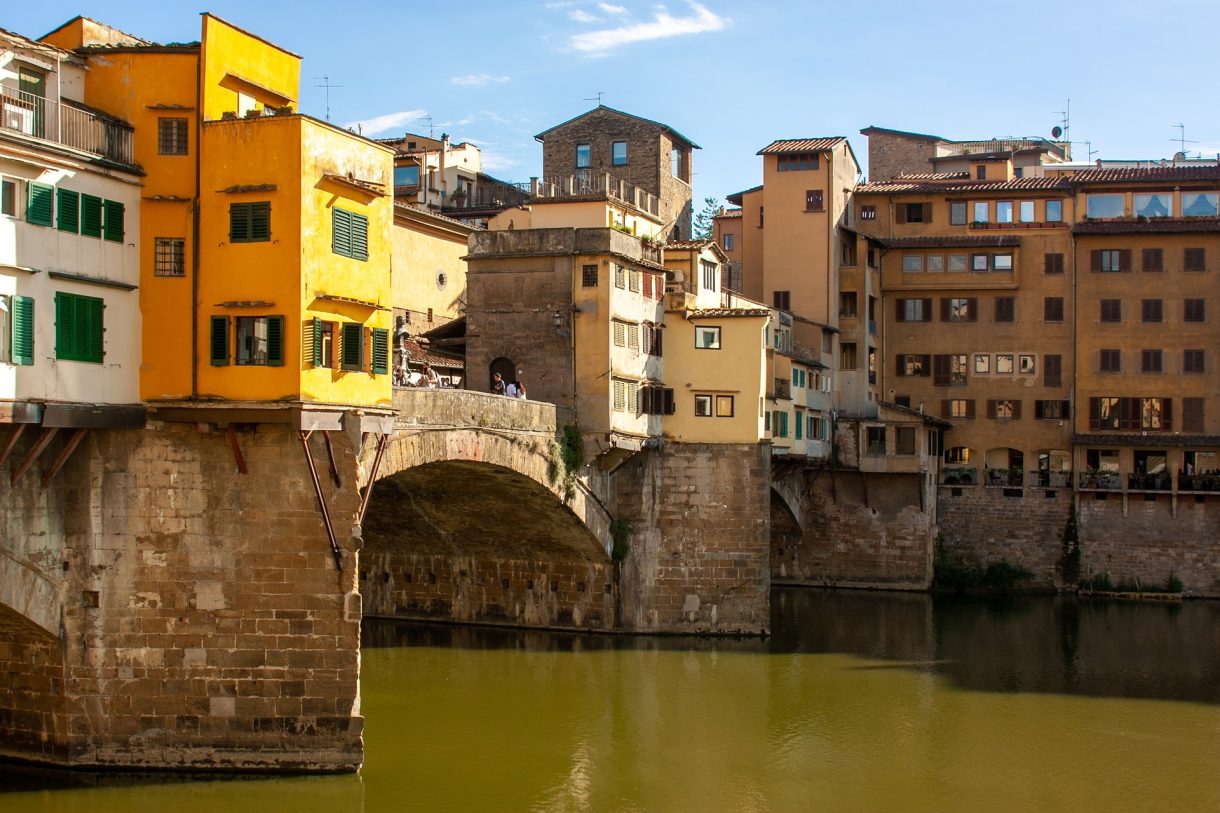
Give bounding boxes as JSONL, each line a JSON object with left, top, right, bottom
{"left": 8, "top": 1, "right": 1220, "bottom": 206}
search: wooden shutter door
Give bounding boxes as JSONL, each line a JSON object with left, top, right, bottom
{"left": 11, "top": 295, "right": 34, "bottom": 366}
{"left": 266, "top": 316, "right": 284, "bottom": 366}
{"left": 371, "top": 327, "right": 389, "bottom": 374}
{"left": 210, "top": 316, "right": 229, "bottom": 366}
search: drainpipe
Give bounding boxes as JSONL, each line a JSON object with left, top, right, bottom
{"left": 439, "top": 133, "right": 449, "bottom": 205}
{"left": 191, "top": 47, "right": 203, "bottom": 398}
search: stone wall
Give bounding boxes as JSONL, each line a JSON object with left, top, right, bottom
{"left": 0, "top": 422, "right": 365, "bottom": 771}
{"left": 937, "top": 486, "right": 1074, "bottom": 587}
{"left": 863, "top": 130, "right": 937, "bottom": 182}
{"left": 612, "top": 443, "right": 770, "bottom": 634}
{"left": 774, "top": 470, "right": 934, "bottom": 589}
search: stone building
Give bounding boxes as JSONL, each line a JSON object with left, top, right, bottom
{"left": 535, "top": 105, "right": 697, "bottom": 241}
{"left": 860, "top": 125, "right": 1071, "bottom": 183}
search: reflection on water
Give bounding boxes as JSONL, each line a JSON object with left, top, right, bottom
{"left": 4, "top": 589, "right": 1219, "bottom": 812}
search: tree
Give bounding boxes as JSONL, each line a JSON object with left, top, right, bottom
{"left": 692, "top": 196, "right": 721, "bottom": 240}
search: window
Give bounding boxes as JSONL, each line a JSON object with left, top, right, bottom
{"left": 641, "top": 386, "right": 675, "bottom": 415}
{"left": 332, "top": 207, "right": 369, "bottom": 260}
{"left": 1141, "top": 248, "right": 1163, "bottom": 272}
{"left": 56, "top": 188, "right": 79, "bottom": 233}
{"left": 773, "top": 291, "right": 790, "bottom": 310}
{"left": 1183, "top": 398, "right": 1204, "bottom": 432}
{"left": 230, "top": 202, "right": 270, "bottom": 242}
{"left": 611, "top": 141, "right": 627, "bottom": 166}
{"left": 1141, "top": 299, "right": 1163, "bottom": 323}
{"left": 54, "top": 292, "right": 104, "bottom": 363}
{"left": 695, "top": 326, "right": 721, "bottom": 349}
{"left": 996, "top": 201, "right": 1013, "bottom": 223}
{"left": 1, "top": 177, "right": 18, "bottom": 217}
{"left": 393, "top": 165, "right": 419, "bottom": 187}
{"left": 0, "top": 295, "right": 8, "bottom": 363}
{"left": 335, "top": 321, "right": 364, "bottom": 371}
{"left": 722, "top": 233, "right": 734, "bottom": 251}
{"left": 233, "top": 315, "right": 285, "bottom": 366}
{"left": 1086, "top": 194, "right": 1124, "bottom": 219}
{"left": 1100, "top": 299, "right": 1121, "bottom": 322}
{"left": 947, "top": 254, "right": 968, "bottom": 272}
{"left": 860, "top": 204, "right": 876, "bottom": 220}
{"left": 626, "top": 322, "right": 639, "bottom": 352}
{"left": 972, "top": 254, "right": 989, "bottom": 273}
{"left": 1044, "top": 297, "right": 1064, "bottom": 322}
{"left": 1019, "top": 354, "right": 1036, "bottom": 375}
{"left": 1184, "top": 298, "right": 1205, "bottom": 322}
{"left": 155, "top": 238, "right": 186, "bottom": 277}
{"left": 1044, "top": 253, "right": 1064, "bottom": 275}
{"left": 777, "top": 153, "right": 819, "bottom": 171}
{"left": 926, "top": 255, "right": 944, "bottom": 272}
{"left": 716, "top": 395, "right": 734, "bottom": 417}
{"left": 628, "top": 269, "right": 640, "bottom": 293}
{"left": 976, "top": 166, "right": 987, "bottom": 180}
{"left": 945, "top": 399, "right": 974, "bottom": 418}
{"left": 81, "top": 194, "right": 102, "bottom": 237}
{"left": 8, "top": 294, "right": 33, "bottom": 366}
{"left": 898, "top": 298, "right": 931, "bottom": 322}
{"left": 1099, "top": 349, "right": 1121, "bottom": 372}
{"left": 902, "top": 254, "right": 923, "bottom": 273}
{"left": 996, "top": 354, "right": 1014, "bottom": 374}
{"left": 1184, "top": 248, "right": 1206, "bottom": 272}
{"left": 974, "top": 354, "right": 990, "bottom": 374}
{"left": 972, "top": 201, "right": 989, "bottom": 223}
{"left": 932, "top": 354, "right": 967, "bottom": 386}
{"left": 1184, "top": 349, "right": 1205, "bottom": 373}
{"left": 988, "top": 399, "right": 1020, "bottom": 420}
{"left": 102, "top": 200, "right": 124, "bottom": 243}
{"left": 950, "top": 201, "right": 967, "bottom": 225}
{"left": 576, "top": 144, "right": 591, "bottom": 168}
{"left": 612, "top": 320, "right": 627, "bottom": 348}
{"left": 701, "top": 260, "right": 718, "bottom": 291}
{"left": 158, "top": 117, "right": 189, "bottom": 155}
{"left": 805, "top": 190, "right": 824, "bottom": 211}
{"left": 613, "top": 264, "right": 626, "bottom": 288}
{"left": 841, "top": 342, "right": 858, "bottom": 370}
{"left": 1133, "top": 193, "right": 1172, "bottom": 218}
{"left": 26, "top": 182, "right": 53, "bottom": 227}
{"left": 1018, "top": 200, "right": 1035, "bottom": 222}
{"left": 1046, "top": 200, "right": 1063, "bottom": 222}
{"left": 671, "top": 148, "right": 682, "bottom": 178}
{"left": 309, "top": 319, "right": 336, "bottom": 368}
{"left": 993, "top": 254, "right": 1013, "bottom": 272}
{"left": 897, "top": 354, "right": 930, "bottom": 377}
{"left": 1182, "top": 192, "right": 1219, "bottom": 217}
{"left": 897, "top": 203, "right": 930, "bottom": 223}
{"left": 865, "top": 426, "right": 886, "bottom": 456}
{"left": 1035, "top": 400, "right": 1071, "bottom": 420}
{"left": 840, "top": 292, "right": 858, "bottom": 318}
{"left": 994, "top": 297, "right": 1015, "bottom": 322}
{"left": 694, "top": 394, "right": 713, "bottom": 417}
{"left": 1045, "top": 354, "right": 1062, "bottom": 387}
{"left": 896, "top": 427, "right": 916, "bottom": 455}
{"left": 582, "top": 264, "right": 598, "bottom": 287}
{"left": 1093, "top": 249, "right": 1128, "bottom": 272}
{"left": 942, "top": 298, "right": 976, "bottom": 322}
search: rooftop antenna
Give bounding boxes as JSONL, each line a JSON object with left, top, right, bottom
{"left": 314, "top": 76, "right": 342, "bottom": 122}
{"left": 1053, "top": 99, "right": 1070, "bottom": 142}
{"left": 1172, "top": 124, "right": 1198, "bottom": 157}
{"left": 422, "top": 115, "right": 434, "bottom": 138}
{"left": 583, "top": 91, "right": 605, "bottom": 106}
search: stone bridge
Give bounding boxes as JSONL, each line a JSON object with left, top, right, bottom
{"left": 0, "top": 389, "right": 771, "bottom": 773}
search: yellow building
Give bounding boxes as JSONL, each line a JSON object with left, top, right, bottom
{"left": 44, "top": 15, "right": 395, "bottom": 427}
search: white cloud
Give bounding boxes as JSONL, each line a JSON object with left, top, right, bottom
{"left": 597, "top": 2, "right": 628, "bottom": 13}
{"left": 342, "top": 109, "right": 426, "bottom": 135}
{"left": 570, "top": 2, "right": 728, "bottom": 55}
{"left": 450, "top": 74, "right": 511, "bottom": 87}
{"left": 569, "top": 9, "right": 599, "bottom": 22}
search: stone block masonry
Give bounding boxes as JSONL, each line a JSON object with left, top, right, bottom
{"left": 0, "top": 422, "right": 365, "bottom": 771}
{"left": 937, "top": 487, "right": 1073, "bottom": 587}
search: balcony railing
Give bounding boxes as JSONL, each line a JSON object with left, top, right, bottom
{"left": 531, "top": 172, "right": 661, "bottom": 217}
{"left": 1, "top": 88, "right": 134, "bottom": 166}
{"left": 985, "top": 468, "right": 1024, "bottom": 488}
{"left": 1028, "top": 470, "right": 1072, "bottom": 489}
{"left": 1178, "top": 473, "right": 1220, "bottom": 493}
{"left": 1127, "top": 473, "right": 1172, "bottom": 492}
{"left": 941, "top": 467, "right": 978, "bottom": 486}
{"left": 773, "top": 379, "right": 791, "bottom": 400}
{"left": 1079, "top": 471, "right": 1122, "bottom": 490}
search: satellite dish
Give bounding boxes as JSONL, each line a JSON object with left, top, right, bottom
{"left": 1051, "top": 126, "right": 1063, "bottom": 139}
{"left": 1174, "top": 151, "right": 1187, "bottom": 162}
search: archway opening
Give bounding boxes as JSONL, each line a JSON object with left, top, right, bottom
{"left": 489, "top": 357, "right": 516, "bottom": 394}
{"left": 942, "top": 446, "right": 978, "bottom": 485}
{"left": 0, "top": 602, "right": 67, "bottom": 764}
{"left": 770, "top": 487, "right": 802, "bottom": 581}
{"left": 984, "top": 447, "right": 1024, "bottom": 487}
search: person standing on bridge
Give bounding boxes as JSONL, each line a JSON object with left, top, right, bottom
{"left": 505, "top": 380, "right": 519, "bottom": 398}
{"left": 516, "top": 381, "right": 527, "bottom": 400}
{"left": 492, "top": 372, "right": 506, "bottom": 396}
{"left": 421, "top": 363, "right": 439, "bottom": 389}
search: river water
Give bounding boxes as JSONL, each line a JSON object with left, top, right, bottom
{"left": 3, "top": 589, "right": 1218, "bottom": 811}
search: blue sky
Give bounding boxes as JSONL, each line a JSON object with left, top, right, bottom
{"left": 9, "top": 1, "right": 1220, "bottom": 205}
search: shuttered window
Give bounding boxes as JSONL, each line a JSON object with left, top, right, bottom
{"left": 1044, "top": 252, "right": 1064, "bottom": 275}
{"left": 1184, "top": 247, "right": 1206, "bottom": 272}
{"left": 210, "top": 316, "right": 229, "bottom": 365}
{"left": 102, "top": 200, "right": 124, "bottom": 242}
{"left": 11, "top": 295, "right": 34, "bottom": 366}
{"left": 1183, "top": 398, "right": 1204, "bottom": 432}
{"left": 54, "top": 291, "right": 104, "bottom": 363}
{"left": 1100, "top": 299, "right": 1121, "bottom": 322}
{"left": 332, "top": 207, "right": 369, "bottom": 260}
{"left": 56, "top": 189, "right": 79, "bottom": 233}
{"left": 1142, "top": 248, "right": 1163, "bottom": 272}
{"left": 27, "top": 182, "right": 53, "bottom": 227}
{"left": 994, "top": 297, "right": 1015, "bottom": 322}
{"left": 371, "top": 327, "right": 389, "bottom": 374}
{"left": 1044, "top": 354, "right": 1062, "bottom": 387}
{"left": 81, "top": 194, "right": 102, "bottom": 237}
{"left": 1044, "top": 297, "right": 1064, "bottom": 322}
{"left": 1141, "top": 299, "right": 1163, "bottom": 323}
{"left": 340, "top": 322, "right": 363, "bottom": 371}
{"left": 230, "top": 202, "right": 271, "bottom": 242}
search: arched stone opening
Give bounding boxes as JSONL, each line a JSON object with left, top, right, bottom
{"left": 984, "top": 447, "right": 1024, "bottom": 487}
{"left": 0, "top": 603, "right": 67, "bottom": 764}
{"left": 489, "top": 356, "right": 517, "bottom": 393}
{"left": 942, "top": 446, "right": 978, "bottom": 485}
{"left": 770, "top": 487, "right": 803, "bottom": 581}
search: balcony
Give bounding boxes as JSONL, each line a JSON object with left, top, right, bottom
{"left": 941, "top": 467, "right": 978, "bottom": 486}
{"left": 772, "top": 379, "right": 791, "bottom": 400}
{"left": 531, "top": 172, "right": 661, "bottom": 217}
{"left": 1078, "top": 471, "right": 1122, "bottom": 491}
{"left": 1028, "top": 470, "right": 1072, "bottom": 489}
{"left": 1178, "top": 473, "right": 1220, "bottom": 493}
{"left": 984, "top": 468, "right": 1024, "bottom": 488}
{"left": 1127, "top": 473, "right": 1172, "bottom": 492}
{"left": 1, "top": 88, "right": 134, "bottom": 166}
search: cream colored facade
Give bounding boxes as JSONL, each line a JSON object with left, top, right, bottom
{"left": 391, "top": 203, "right": 471, "bottom": 327}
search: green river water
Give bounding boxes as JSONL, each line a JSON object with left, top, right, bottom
{"left": 3, "top": 589, "right": 1219, "bottom": 812}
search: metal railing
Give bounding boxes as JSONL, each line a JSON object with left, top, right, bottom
{"left": 1028, "top": 470, "right": 1072, "bottom": 488}
{"left": 1, "top": 88, "right": 134, "bottom": 166}
{"left": 1177, "top": 473, "right": 1220, "bottom": 493}
{"left": 531, "top": 172, "right": 661, "bottom": 217}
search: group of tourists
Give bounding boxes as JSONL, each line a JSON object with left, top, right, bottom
{"left": 491, "top": 372, "right": 528, "bottom": 400}
{"left": 394, "top": 362, "right": 443, "bottom": 388}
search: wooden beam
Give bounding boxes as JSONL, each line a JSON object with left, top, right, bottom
{"left": 357, "top": 433, "right": 390, "bottom": 526}
{"left": 10, "top": 427, "right": 58, "bottom": 487}
{"left": 0, "top": 424, "right": 27, "bottom": 468}
{"left": 300, "top": 431, "right": 342, "bottom": 570}
{"left": 227, "top": 425, "right": 248, "bottom": 474}
{"left": 323, "top": 431, "right": 341, "bottom": 487}
{"left": 41, "top": 428, "right": 88, "bottom": 488}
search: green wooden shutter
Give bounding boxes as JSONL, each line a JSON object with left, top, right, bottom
{"left": 371, "top": 327, "right": 389, "bottom": 374}
{"left": 86, "top": 296, "right": 103, "bottom": 361}
{"left": 266, "top": 315, "right": 284, "bottom": 366}
{"left": 57, "top": 189, "right": 80, "bottom": 233}
{"left": 340, "top": 322, "right": 363, "bottom": 371}
{"left": 332, "top": 208, "right": 351, "bottom": 257}
{"left": 210, "top": 316, "right": 229, "bottom": 365}
{"left": 102, "top": 200, "right": 124, "bottom": 242}
{"left": 81, "top": 194, "right": 102, "bottom": 237}
{"left": 54, "top": 292, "right": 73, "bottom": 360}
{"left": 309, "top": 317, "right": 323, "bottom": 366}
{"left": 54, "top": 293, "right": 103, "bottom": 363}
{"left": 352, "top": 212, "right": 368, "bottom": 261}
{"left": 11, "top": 295, "right": 34, "bottom": 366}
{"left": 250, "top": 202, "right": 270, "bottom": 241}
{"left": 229, "top": 203, "right": 249, "bottom": 242}
{"left": 27, "top": 182, "right": 53, "bottom": 227}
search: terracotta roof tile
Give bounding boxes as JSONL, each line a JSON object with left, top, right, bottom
{"left": 686, "top": 308, "right": 770, "bottom": 319}
{"left": 1073, "top": 217, "right": 1220, "bottom": 235}
{"left": 758, "top": 137, "right": 848, "bottom": 155}
{"left": 894, "top": 171, "right": 970, "bottom": 181}
{"left": 713, "top": 209, "right": 743, "bottom": 219}
{"left": 879, "top": 235, "right": 1021, "bottom": 249}
{"left": 664, "top": 239, "right": 715, "bottom": 250}
{"left": 856, "top": 177, "right": 1071, "bottom": 194}
{"left": 1069, "top": 165, "right": 1220, "bottom": 184}
{"left": 400, "top": 338, "right": 463, "bottom": 368}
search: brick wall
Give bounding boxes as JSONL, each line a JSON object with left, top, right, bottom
{"left": 937, "top": 486, "right": 1073, "bottom": 586}
{"left": 612, "top": 443, "right": 770, "bottom": 634}
{"left": 864, "top": 131, "right": 937, "bottom": 182}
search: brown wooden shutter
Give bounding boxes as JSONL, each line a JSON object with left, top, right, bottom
{"left": 921, "top": 298, "right": 932, "bottom": 322}
{"left": 896, "top": 355, "right": 906, "bottom": 376}
{"left": 1090, "top": 250, "right": 1102, "bottom": 272}
{"left": 1062, "top": 400, "right": 1071, "bottom": 419}
{"left": 919, "top": 355, "right": 931, "bottom": 376}
{"left": 1162, "top": 398, "right": 1173, "bottom": 430}
{"left": 1142, "top": 248, "right": 1163, "bottom": 272}
{"left": 896, "top": 299, "right": 907, "bottom": 322}
{"left": 966, "top": 400, "right": 976, "bottom": 419}
{"left": 1045, "top": 354, "right": 1062, "bottom": 387}
{"left": 1034, "top": 400, "right": 1045, "bottom": 419}
{"left": 1089, "top": 398, "right": 1100, "bottom": 430}
{"left": 1045, "top": 252, "right": 1064, "bottom": 274}
{"left": 1118, "top": 249, "right": 1131, "bottom": 272}
{"left": 933, "top": 354, "right": 950, "bottom": 386}
{"left": 1185, "top": 247, "right": 1205, "bottom": 272}
{"left": 986, "top": 400, "right": 997, "bottom": 419}
{"left": 967, "top": 298, "right": 978, "bottom": 322}
{"left": 941, "top": 400, "right": 952, "bottom": 418}
{"left": 1011, "top": 400, "right": 1022, "bottom": 419}
{"left": 940, "top": 298, "right": 950, "bottom": 321}
{"left": 895, "top": 204, "right": 907, "bottom": 224}
{"left": 922, "top": 203, "right": 933, "bottom": 223}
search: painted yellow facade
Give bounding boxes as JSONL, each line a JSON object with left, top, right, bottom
{"left": 391, "top": 204, "right": 471, "bottom": 324}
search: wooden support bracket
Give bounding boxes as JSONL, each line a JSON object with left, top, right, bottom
{"left": 11, "top": 427, "right": 58, "bottom": 487}
{"left": 0, "top": 424, "right": 27, "bottom": 469}
{"left": 300, "top": 430, "right": 342, "bottom": 570}
{"left": 357, "top": 433, "right": 390, "bottom": 526}
{"left": 41, "top": 428, "right": 88, "bottom": 488}
{"left": 323, "top": 431, "right": 342, "bottom": 487}
{"left": 227, "top": 425, "right": 248, "bottom": 474}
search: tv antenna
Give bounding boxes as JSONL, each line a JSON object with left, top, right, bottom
{"left": 1052, "top": 99, "right": 1070, "bottom": 142}
{"left": 583, "top": 91, "right": 605, "bottom": 106}
{"left": 421, "top": 115, "right": 434, "bottom": 138}
{"left": 314, "top": 76, "right": 342, "bottom": 122}
{"left": 1172, "top": 123, "right": 1198, "bottom": 157}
